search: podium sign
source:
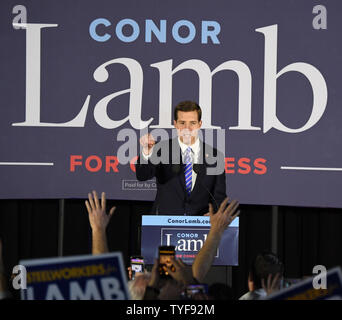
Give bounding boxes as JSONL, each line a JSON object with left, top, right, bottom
{"left": 141, "top": 216, "right": 239, "bottom": 266}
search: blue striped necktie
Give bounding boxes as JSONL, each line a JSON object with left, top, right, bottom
{"left": 184, "top": 147, "right": 192, "bottom": 197}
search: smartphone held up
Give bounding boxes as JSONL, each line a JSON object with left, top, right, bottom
{"left": 130, "top": 256, "right": 144, "bottom": 280}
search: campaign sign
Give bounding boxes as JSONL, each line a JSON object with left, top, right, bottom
{"left": 267, "top": 267, "right": 342, "bottom": 300}
{"left": 20, "top": 252, "right": 130, "bottom": 300}
{"left": 1, "top": 0, "right": 342, "bottom": 208}
{"left": 141, "top": 215, "right": 239, "bottom": 265}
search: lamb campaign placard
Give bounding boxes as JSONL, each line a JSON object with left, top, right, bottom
{"left": 20, "top": 252, "right": 130, "bottom": 300}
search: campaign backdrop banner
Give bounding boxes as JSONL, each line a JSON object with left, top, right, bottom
{"left": 141, "top": 215, "right": 239, "bottom": 265}
{"left": 266, "top": 267, "right": 342, "bottom": 300}
{"left": 1, "top": 0, "right": 341, "bottom": 208}
{"left": 20, "top": 252, "right": 130, "bottom": 300}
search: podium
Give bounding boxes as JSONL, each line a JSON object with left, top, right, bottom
{"left": 141, "top": 215, "right": 239, "bottom": 266}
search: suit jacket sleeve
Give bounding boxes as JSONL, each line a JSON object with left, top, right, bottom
{"left": 212, "top": 170, "right": 226, "bottom": 209}
{"left": 135, "top": 152, "right": 157, "bottom": 181}
{"left": 136, "top": 139, "right": 170, "bottom": 181}
{"left": 211, "top": 149, "right": 226, "bottom": 209}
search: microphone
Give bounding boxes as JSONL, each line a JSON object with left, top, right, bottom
{"left": 193, "top": 164, "right": 219, "bottom": 213}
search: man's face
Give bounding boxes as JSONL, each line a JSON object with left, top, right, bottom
{"left": 173, "top": 110, "right": 202, "bottom": 145}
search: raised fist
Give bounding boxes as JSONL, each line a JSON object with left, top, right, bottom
{"left": 139, "top": 133, "right": 155, "bottom": 155}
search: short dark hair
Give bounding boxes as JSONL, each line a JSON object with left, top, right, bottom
{"left": 249, "top": 251, "right": 284, "bottom": 289}
{"left": 174, "top": 101, "right": 202, "bottom": 121}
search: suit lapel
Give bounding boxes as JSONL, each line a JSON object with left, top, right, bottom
{"left": 178, "top": 148, "right": 187, "bottom": 196}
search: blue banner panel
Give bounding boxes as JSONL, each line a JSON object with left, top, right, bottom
{"left": 141, "top": 216, "right": 239, "bottom": 265}
{"left": 20, "top": 253, "right": 130, "bottom": 300}
{"left": 1, "top": 0, "right": 342, "bottom": 208}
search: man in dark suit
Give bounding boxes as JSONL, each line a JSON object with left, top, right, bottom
{"left": 136, "top": 101, "right": 226, "bottom": 216}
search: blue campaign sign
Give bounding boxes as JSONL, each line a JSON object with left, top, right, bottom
{"left": 141, "top": 215, "right": 239, "bottom": 265}
{"left": 267, "top": 267, "right": 342, "bottom": 300}
{"left": 1, "top": 0, "right": 342, "bottom": 208}
{"left": 20, "top": 252, "right": 130, "bottom": 300}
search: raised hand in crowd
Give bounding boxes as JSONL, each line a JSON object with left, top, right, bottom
{"left": 192, "top": 197, "right": 240, "bottom": 282}
{"left": 86, "top": 191, "right": 116, "bottom": 232}
{"left": 85, "top": 191, "right": 116, "bottom": 255}
{"left": 209, "top": 197, "right": 240, "bottom": 234}
{"left": 261, "top": 273, "right": 282, "bottom": 296}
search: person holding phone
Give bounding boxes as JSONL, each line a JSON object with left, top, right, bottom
{"left": 143, "top": 257, "right": 197, "bottom": 300}
{"left": 143, "top": 246, "right": 200, "bottom": 300}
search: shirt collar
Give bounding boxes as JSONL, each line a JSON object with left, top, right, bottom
{"left": 178, "top": 137, "right": 200, "bottom": 154}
